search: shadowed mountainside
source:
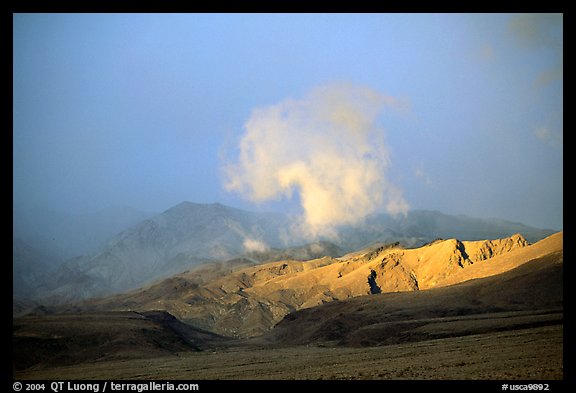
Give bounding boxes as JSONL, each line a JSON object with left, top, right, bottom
{"left": 31, "top": 202, "right": 291, "bottom": 304}
{"left": 13, "top": 310, "right": 229, "bottom": 371}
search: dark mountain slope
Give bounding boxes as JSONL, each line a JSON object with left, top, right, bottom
{"left": 13, "top": 310, "right": 229, "bottom": 371}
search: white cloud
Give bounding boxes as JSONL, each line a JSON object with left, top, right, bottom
{"left": 224, "top": 83, "right": 409, "bottom": 237}
{"left": 243, "top": 237, "right": 269, "bottom": 253}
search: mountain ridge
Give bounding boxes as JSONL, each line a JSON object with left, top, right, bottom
{"left": 19, "top": 201, "right": 556, "bottom": 305}
{"left": 68, "top": 232, "right": 561, "bottom": 339}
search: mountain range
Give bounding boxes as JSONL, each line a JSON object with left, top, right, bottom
{"left": 14, "top": 230, "right": 563, "bottom": 379}
{"left": 14, "top": 201, "right": 556, "bottom": 305}
{"left": 74, "top": 232, "right": 558, "bottom": 338}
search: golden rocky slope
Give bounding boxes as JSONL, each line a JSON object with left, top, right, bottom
{"left": 265, "top": 232, "right": 563, "bottom": 347}
{"left": 79, "top": 232, "right": 560, "bottom": 338}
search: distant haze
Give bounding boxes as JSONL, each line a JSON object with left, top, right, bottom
{"left": 14, "top": 13, "right": 562, "bottom": 255}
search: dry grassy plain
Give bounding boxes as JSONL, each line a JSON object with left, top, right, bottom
{"left": 16, "top": 324, "right": 562, "bottom": 380}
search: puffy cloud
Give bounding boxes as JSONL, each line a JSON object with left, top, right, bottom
{"left": 224, "top": 83, "right": 409, "bottom": 237}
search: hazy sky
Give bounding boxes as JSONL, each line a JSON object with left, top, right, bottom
{"left": 13, "top": 13, "right": 563, "bottom": 231}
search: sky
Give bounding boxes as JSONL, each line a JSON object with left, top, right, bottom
{"left": 13, "top": 13, "right": 563, "bottom": 234}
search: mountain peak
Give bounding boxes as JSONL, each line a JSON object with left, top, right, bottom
{"left": 163, "top": 201, "right": 202, "bottom": 213}
{"left": 511, "top": 233, "right": 528, "bottom": 244}
{"left": 163, "top": 201, "right": 237, "bottom": 216}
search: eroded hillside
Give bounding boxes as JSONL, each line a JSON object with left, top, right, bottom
{"left": 72, "top": 232, "right": 562, "bottom": 338}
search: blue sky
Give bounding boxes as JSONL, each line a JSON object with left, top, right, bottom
{"left": 13, "top": 13, "right": 563, "bottom": 231}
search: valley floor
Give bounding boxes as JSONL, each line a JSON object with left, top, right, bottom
{"left": 16, "top": 324, "right": 562, "bottom": 380}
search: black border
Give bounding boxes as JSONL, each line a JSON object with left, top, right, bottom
{"left": 7, "top": 1, "right": 569, "bottom": 14}
{"left": 8, "top": 1, "right": 569, "bottom": 391}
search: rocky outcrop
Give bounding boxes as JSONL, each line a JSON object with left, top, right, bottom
{"left": 464, "top": 233, "right": 528, "bottom": 262}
